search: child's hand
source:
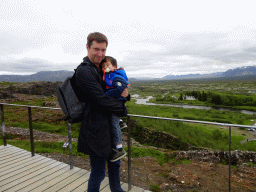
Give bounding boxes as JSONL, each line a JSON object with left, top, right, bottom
{"left": 121, "top": 88, "right": 128, "bottom": 97}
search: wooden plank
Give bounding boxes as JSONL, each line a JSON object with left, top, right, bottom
{"left": 0, "top": 145, "right": 11, "bottom": 150}
{"left": 120, "top": 183, "right": 130, "bottom": 192}
{"left": 18, "top": 165, "right": 70, "bottom": 192}
{"left": 99, "top": 177, "right": 110, "bottom": 191}
{"left": 0, "top": 154, "right": 44, "bottom": 172}
{"left": 100, "top": 180, "right": 115, "bottom": 192}
{"left": 0, "top": 148, "right": 33, "bottom": 159}
{"left": 0, "top": 148, "right": 26, "bottom": 158}
{"left": 0, "top": 150, "right": 30, "bottom": 163}
{"left": 0, "top": 145, "right": 23, "bottom": 152}
{"left": 0, "top": 155, "right": 43, "bottom": 178}
{"left": 0, "top": 157, "right": 53, "bottom": 185}
{"left": 0, "top": 145, "right": 149, "bottom": 192}
{"left": 71, "top": 176, "right": 111, "bottom": 192}
{"left": 8, "top": 162, "right": 69, "bottom": 192}
{"left": 1, "top": 145, "right": 26, "bottom": 152}
{"left": 100, "top": 185, "right": 111, "bottom": 192}
{"left": 0, "top": 159, "right": 60, "bottom": 190}
{"left": 70, "top": 180, "right": 88, "bottom": 192}
{"left": 0, "top": 151, "right": 32, "bottom": 168}
{"left": 0, "top": 145, "right": 17, "bottom": 153}
{"left": 0, "top": 144, "right": 23, "bottom": 151}
{"left": 57, "top": 171, "right": 90, "bottom": 192}
{"left": 0, "top": 149, "right": 23, "bottom": 157}
{"left": 31, "top": 166, "right": 82, "bottom": 192}
{"left": 43, "top": 168, "right": 89, "bottom": 192}
{"left": 129, "top": 186, "right": 145, "bottom": 192}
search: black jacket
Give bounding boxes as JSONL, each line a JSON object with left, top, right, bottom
{"left": 76, "top": 57, "right": 127, "bottom": 157}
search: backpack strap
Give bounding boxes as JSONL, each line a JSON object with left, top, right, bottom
{"left": 72, "top": 62, "right": 98, "bottom": 102}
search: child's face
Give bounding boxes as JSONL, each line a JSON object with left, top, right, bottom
{"left": 102, "top": 61, "right": 116, "bottom": 71}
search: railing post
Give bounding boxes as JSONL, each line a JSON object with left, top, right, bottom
{"left": 0, "top": 104, "right": 7, "bottom": 146}
{"left": 67, "top": 122, "right": 73, "bottom": 169}
{"left": 127, "top": 116, "right": 132, "bottom": 191}
{"left": 28, "top": 107, "right": 35, "bottom": 156}
{"left": 229, "top": 126, "right": 231, "bottom": 192}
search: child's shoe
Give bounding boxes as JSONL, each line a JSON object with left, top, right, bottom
{"left": 110, "top": 148, "right": 126, "bottom": 162}
{"left": 119, "top": 121, "right": 128, "bottom": 131}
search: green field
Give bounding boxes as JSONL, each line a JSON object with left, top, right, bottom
{"left": 1, "top": 78, "right": 256, "bottom": 153}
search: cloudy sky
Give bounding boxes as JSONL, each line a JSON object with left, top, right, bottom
{"left": 1, "top": 0, "right": 256, "bottom": 78}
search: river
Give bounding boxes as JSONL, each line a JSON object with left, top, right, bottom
{"left": 132, "top": 94, "right": 256, "bottom": 116}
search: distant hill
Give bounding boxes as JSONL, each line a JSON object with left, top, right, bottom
{"left": 162, "top": 65, "right": 256, "bottom": 80}
{"left": 0, "top": 71, "right": 74, "bottom": 82}
{"left": 221, "top": 66, "right": 256, "bottom": 77}
{"left": 1, "top": 65, "right": 256, "bottom": 82}
{"left": 162, "top": 72, "right": 222, "bottom": 80}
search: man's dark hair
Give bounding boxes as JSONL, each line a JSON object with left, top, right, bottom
{"left": 87, "top": 32, "right": 108, "bottom": 48}
{"left": 101, "top": 56, "right": 117, "bottom": 68}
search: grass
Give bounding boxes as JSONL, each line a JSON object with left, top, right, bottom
{"left": 2, "top": 104, "right": 81, "bottom": 138}
{"left": 126, "top": 100, "right": 256, "bottom": 152}
{"left": 0, "top": 139, "right": 88, "bottom": 158}
{"left": 150, "top": 184, "right": 161, "bottom": 192}
{"left": 2, "top": 96, "right": 256, "bottom": 152}
{"left": 123, "top": 146, "right": 192, "bottom": 166}
{"left": 127, "top": 99, "right": 256, "bottom": 125}
{"left": 124, "top": 146, "right": 170, "bottom": 165}
{"left": 1, "top": 78, "right": 256, "bottom": 156}
{"left": 0, "top": 138, "right": 191, "bottom": 166}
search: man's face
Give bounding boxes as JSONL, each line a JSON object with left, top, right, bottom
{"left": 87, "top": 41, "right": 107, "bottom": 67}
{"left": 102, "top": 61, "right": 116, "bottom": 71}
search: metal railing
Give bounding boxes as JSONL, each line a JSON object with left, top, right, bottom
{"left": 1, "top": 102, "right": 256, "bottom": 191}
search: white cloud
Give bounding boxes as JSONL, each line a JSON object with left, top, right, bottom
{"left": 1, "top": 0, "right": 256, "bottom": 78}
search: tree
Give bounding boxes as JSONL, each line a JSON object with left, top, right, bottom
{"left": 198, "top": 91, "right": 202, "bottom": 101}
{"left": 201, "top": 91, "right": 207, "bottom": 101}
{"left": 179, "top": 93, "right": 183, "bottom": 100}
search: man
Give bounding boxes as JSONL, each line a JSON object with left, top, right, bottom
{"left": 76, "top": 32, "right": 128, "bottom": 192}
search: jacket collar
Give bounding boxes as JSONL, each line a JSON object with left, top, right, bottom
{"left": 82, "top": 56, "right": 101, "bottom": 73}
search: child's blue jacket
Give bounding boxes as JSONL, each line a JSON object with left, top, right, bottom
{"left": 104, "top": 68, "right": 129, "bottom": 101}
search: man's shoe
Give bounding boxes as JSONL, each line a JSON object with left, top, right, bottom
{"left": 110, "top": 148, "right": 126, "bottom": 162}
{"left": 120, "top": 121, "right": 128, "bottom": 131}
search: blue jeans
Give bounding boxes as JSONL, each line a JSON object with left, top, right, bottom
{"left": 88, "top": 155, "right": 124, "bottom": 192}
{"left": 111, "top": 114, "right": 122, "bottom": 146}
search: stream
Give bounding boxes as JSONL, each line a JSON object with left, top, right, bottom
{"left": 132, "top": 94, "right": 256, "bottom": 116}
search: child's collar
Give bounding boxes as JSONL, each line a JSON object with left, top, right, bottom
{"left": 104, "top": 67, "right": 123, "bottom": 73}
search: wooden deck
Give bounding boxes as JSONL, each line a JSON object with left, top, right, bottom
{"left": 0, "top": 145, "right": 150, "bottom": 192}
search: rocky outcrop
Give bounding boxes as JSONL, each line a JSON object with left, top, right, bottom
{"left": 131, "top": 126, "right": 191, "bottom": 150}
{"left": 0, "top": 91, "right": 11, "bottom": 99}
{"left": 42, "top": 101, "right": 60, "bottom": 108}
{"left": 171, "top": 150, "right": 256, "bottom": 165}
{"left": 1, "top": 82, "right": 62, "bottom": 97}
{"left": 129, "top": 123, "right": 256, "bottom": 165}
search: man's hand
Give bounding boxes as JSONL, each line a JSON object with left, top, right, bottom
{"left": 121, "top": 88, "right": 129, "bottom": 98}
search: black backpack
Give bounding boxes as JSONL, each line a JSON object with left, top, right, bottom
{"left": 57, "top": 65, "right": 85, "bottom": 123}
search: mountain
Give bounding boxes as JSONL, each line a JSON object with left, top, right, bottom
{"left": 221, "top": 66, "right": 256, "bottom": 77}
{"left": 0, "top": 71, "right": 74, "bottom": 82}
{"left": 1, "top": 65, "right": 256, "bottom": 82}
{"left": 162, "top": 72, "right": 222, "bottom": 80}
{"left": 162, "top": 66, "right": 256, "bottom": 80}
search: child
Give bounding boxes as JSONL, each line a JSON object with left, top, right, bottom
{"left": 101, "top": 56, "right": 129, "bottom": 162}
